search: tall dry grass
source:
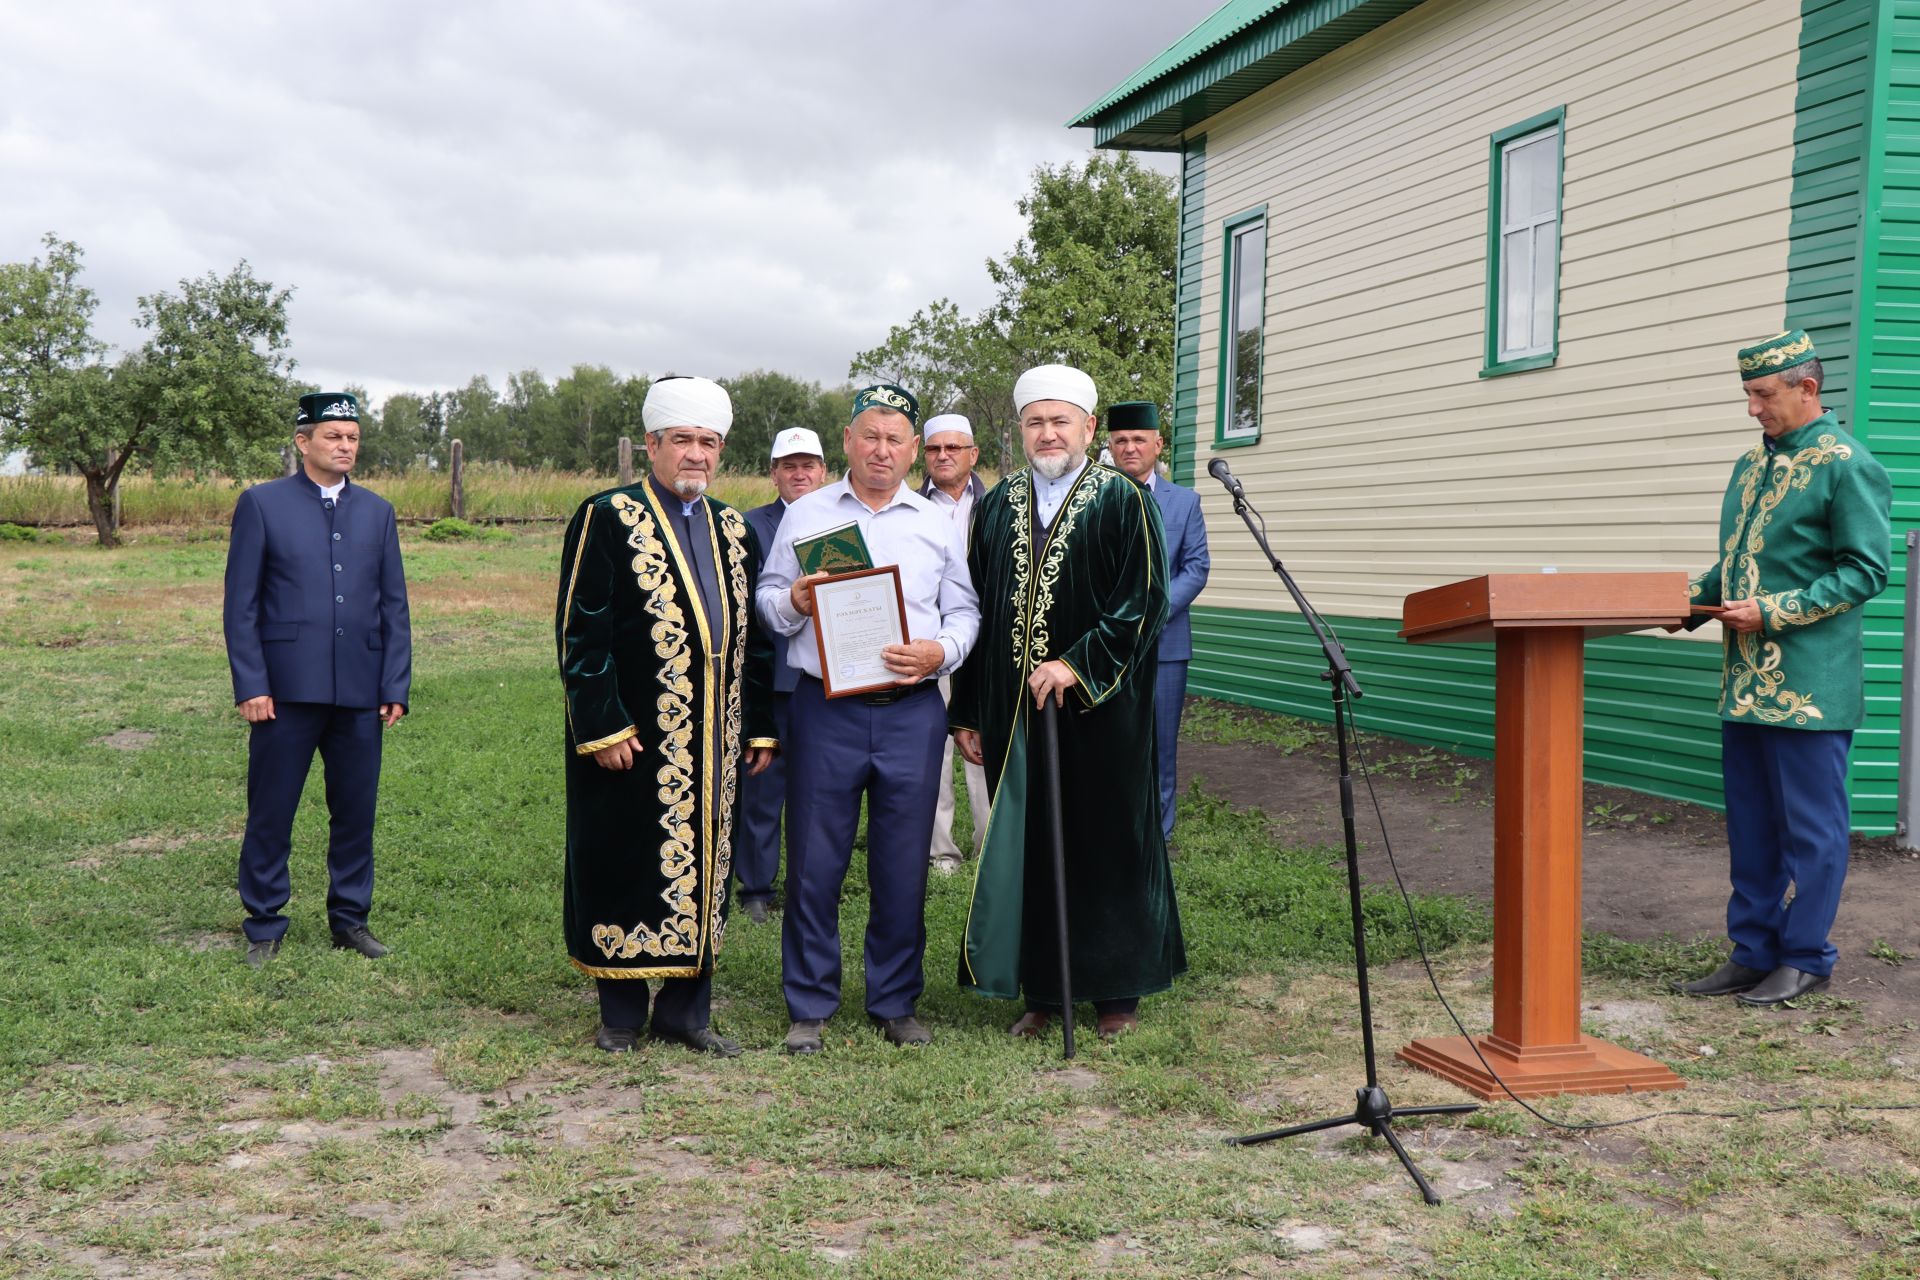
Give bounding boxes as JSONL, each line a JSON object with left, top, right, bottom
{"left": 0, "top": 467, "right": 781, "bottom": 528}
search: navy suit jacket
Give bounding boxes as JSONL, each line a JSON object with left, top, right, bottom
{"left": 745, "top": 499, "right": 800, "bottom": 693}
{"left": 1151, "top": 477, "right": 1210, "bottom": 663}
{"left": 224, "top": 473, "right": 412, "bottom": 710}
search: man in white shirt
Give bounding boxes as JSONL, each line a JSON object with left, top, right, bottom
{"left": 757, "top": 385, "right": 980, "bottom": 1054}
{"left": 917, "top": 413, "right": 991, "bottom": 874}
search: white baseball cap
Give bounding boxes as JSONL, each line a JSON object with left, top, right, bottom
{"left": 770, "top": 427, "right": 825, "bottom": 460}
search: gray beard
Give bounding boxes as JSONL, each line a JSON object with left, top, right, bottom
{"left": 671, "top": 476, "right": 709, "bottom": 498}
{"left": 1028, "top": 452, "right": 1078, "bottom": 482}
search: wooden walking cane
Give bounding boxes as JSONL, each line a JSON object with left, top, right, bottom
{"left": 1038, "top": 699, "right": 1075, "bottom": 1059}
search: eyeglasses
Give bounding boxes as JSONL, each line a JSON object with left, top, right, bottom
{"left": 923, "top": 444, "right": 977, "bottom": 455}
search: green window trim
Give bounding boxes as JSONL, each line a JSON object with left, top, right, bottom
{"left": 1215, "top": 204, "right": 1269, "bottom": 447}
{"left": 1481, "top": 106, "right": 1566, "bottom": 379}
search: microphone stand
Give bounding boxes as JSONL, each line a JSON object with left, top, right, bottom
{"left": 1213, "top": 472, "right": 1476, "bottom": 1204}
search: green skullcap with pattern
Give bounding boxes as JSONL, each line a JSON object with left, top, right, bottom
{"left": 850, "top": 383, "right": 920, "bottom": 427}
{"left": 295, "top": 392, "right": 361, "bottom": 426}
{"left": 1737, "top": 329, "right": 1818, "bottom": 381}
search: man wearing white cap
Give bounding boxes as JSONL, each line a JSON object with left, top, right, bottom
{"left": 556, "top": 375, "right": 779, "bottom": 1057}
{"left": 917, "top": 413, "right": 990, "bottom": 874}
{"left": 735, "top": 426, "right": 829, "bottom": 923}
{"left": 949, "top": 364, "right": 1185, "bottom": 1040}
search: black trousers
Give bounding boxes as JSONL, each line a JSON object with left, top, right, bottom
{"left": 238, "top": 702, "right": 381, "bottom": 942}
{"left": 596, "top": 974, "right": 712, "bottom": 1033}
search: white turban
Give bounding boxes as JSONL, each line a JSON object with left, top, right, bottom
{"left": 1013, "top": 364, "right": 1097, "bottom": 415}
{"left": 642, "top": 376, "right": 733, "bottom": 436}
{"left": 922, "top": 413, "right": 973, "bottom": 440}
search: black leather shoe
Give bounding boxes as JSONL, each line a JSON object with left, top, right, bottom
{"left": 595, "top": 1024, "right": 640, "bottom": 1053}
{"left": 741, "top": 899, "right": 771, "bottom": 925}
{"left": 1736, "top": 965, "right": 1830, "bottom": 1007}
{"left": 870, "top": 1014, "right": 932, "bottom": 1046}
{"left": 330, "top": 926, "right": 389, "bottom": 959}
{"left": 1672, "top": 961, "right": 1768, "bottom": 997}
{"left": 244, "top": 938, "right": 281, "bottom": 968}
{"left": 785, "top": 1019, "right": 825, "bottom": 1055}
{"left": 650, "top": 1026, "right": 743, "bottom": 1058}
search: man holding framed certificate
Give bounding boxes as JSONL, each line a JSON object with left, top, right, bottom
{"left": 756, "top": 383, "right": 980, "bottom": 1055}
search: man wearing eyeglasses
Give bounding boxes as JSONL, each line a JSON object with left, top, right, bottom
{"left": 918, "top": 414, "right": 990, "bottom": 875}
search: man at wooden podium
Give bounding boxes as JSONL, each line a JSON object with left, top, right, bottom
{"left": 1674, "top": 330, "right": 1891, "bottom": 1007}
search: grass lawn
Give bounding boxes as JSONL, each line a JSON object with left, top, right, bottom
{"left": 1, "top": 529, "right": 1917, "bottom": 1278}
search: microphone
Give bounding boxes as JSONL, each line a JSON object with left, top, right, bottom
{"left": 1207, "top": 457, "right": 1245, "bottom": 500}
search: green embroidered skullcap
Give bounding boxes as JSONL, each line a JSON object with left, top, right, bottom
{"left": 295, "top": 392, "right": 360, "bottom": 426}
{"left": 1737, "top": 330, "right": 1818, "bottom": 381}
{"left": 1106, "top": 401, "right": 1160, "bottom": 434}
{"left": 851, "top": 383, "right": 920, "bottom": 427}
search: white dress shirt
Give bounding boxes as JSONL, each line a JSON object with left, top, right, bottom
{"left": 1033, "top": 457, "right": 1090, "bottom": 529}
{"left": 756, "top": 477, "right": 980, "bottom": 681}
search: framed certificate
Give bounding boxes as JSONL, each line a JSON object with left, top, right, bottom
{"left": 810, "top": 565, "right": 910, "bottom": 699}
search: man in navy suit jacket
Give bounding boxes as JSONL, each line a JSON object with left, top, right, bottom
{"left": 223, "top": 392, "right": 412, "bottom": 967}
{"left": 1107, "top": 404, "right": 1210, "bottom": 843}
{"left": 735, "top": 426, "right": 829, "bottom": 924}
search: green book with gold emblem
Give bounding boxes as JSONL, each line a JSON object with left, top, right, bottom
{"left": 794, "top": 519, "right": 874, "bottom": 575}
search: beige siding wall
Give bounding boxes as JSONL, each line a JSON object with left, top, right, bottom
{"left": 1191, "top": 0, "right": 1800, "bottom": 632}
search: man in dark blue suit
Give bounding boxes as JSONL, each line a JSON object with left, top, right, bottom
{"left": 1107, "top": 403, "right": 1210, "bottom": 844}
{"left": 735, "top": 426, "right": 828, "bottom": 924}
{"left": 223, "top": 391, "right": 412, "bottom": 967}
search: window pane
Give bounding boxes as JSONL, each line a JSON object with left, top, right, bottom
{"left": 1528, "top": 135, "right": 1558, "bottom": 218}
{"left": 1531, "top": 221, "right": 1557, "bottom": 351}
{"left": 1501, "top": 228, "right": 1532, "bottom": 356}
{"left": 1226, "top": 221, "right": 1265, "bottom": 438}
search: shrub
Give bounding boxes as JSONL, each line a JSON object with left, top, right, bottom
{"left": 423, "top": 517, "right": 478, "bottom": 541}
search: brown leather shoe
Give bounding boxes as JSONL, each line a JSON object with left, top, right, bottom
{"left": 1008, "top": 1011, "right": 1051, "bottom": 1038}
{"left": 1096, "top": 1011, "right": 1139, "bottom": 1040}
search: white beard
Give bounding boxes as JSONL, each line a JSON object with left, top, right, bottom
{"left": 1028, "top": 452, "right": 1078, "bottom": 482}
{"left": 671, "top": 476, "right": 709, "bottom": 498}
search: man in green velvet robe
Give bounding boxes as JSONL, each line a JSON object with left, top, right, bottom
{"left": 556, "top": 376, "right": 777, "bottom": 1055}
{"left": 1672, "top": 331, "right": 1891, "bottom": 1008}
{"left": 950, "top": 364, "right": 1185, "bottom": 1038}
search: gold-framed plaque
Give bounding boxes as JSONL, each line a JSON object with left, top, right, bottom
{"left": 810, "top": 565, "right": 910, "bottom": 699}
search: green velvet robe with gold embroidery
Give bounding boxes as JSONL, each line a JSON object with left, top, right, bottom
{"left": 1688, "top": 410, "right": 1891, "bottom": 731}
{"left": 949, "top": 462, "right": 1186, "bottom": 1003}
{"left": 556, "top": 482, "right": 776, "bottom": 980}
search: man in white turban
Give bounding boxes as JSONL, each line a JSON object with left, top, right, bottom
{"left": 949, "top": 364, "right": 1185, "bottom": 1039}
{"left": 556, "top": 375, "right": 779, "bottom": 1056}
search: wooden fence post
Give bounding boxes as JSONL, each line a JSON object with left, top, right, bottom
{"left": 450, "top": 438, "right": 465, "bottom": 520}
{"left": 618, "top": 436, "right": 633, "bottom": 486}
{"left": 283, "top": 445, "right": 297, "bottom": 477}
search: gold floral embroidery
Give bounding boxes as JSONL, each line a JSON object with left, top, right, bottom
{"left": 1760, "top": 590, "right": 1850, "bottom": 629}
{"left": 710, "top": 506, "right": 751, "bottom": 952}
{"left": 1005, "top": 470, "right": 1033, "bottom": 668}
{"left": 1725, "top": 436, "right": 1852, "bottom": 601}
{"left": 1726, "top": 636, "right": 1824, "bottom": 725}
{"left": 603, "top": 492, "right": 700, "bottom": 958}
{"left": 1028, "top": 467, "right": 1107, "bottom": 665}
{"left": 1738, "top": 331, "right": 1815, "bottom": 373}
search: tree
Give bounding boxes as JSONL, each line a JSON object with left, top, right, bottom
{"left": 0, "top": 237, "right": 294, "bottom": 545}
{"left": 721, "top": 369, "right": 848, "bottom": 473}
{"left": 850, "top": 300, "right": 1020, "bottom": 473}
{"left": 986, "top": 153, "right": 1178, "bottom": 423}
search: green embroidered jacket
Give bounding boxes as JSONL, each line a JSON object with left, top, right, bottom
{"left": 1687, "top": 410, "right": 1891, "bottom": 731}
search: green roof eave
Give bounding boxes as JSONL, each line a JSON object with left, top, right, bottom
{"left": 1071, "top": 0, "right": 1428, "bottom": 150}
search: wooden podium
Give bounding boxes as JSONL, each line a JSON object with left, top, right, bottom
{"left": 1394, "top": 573, "right": 1689, "bottom": 1099}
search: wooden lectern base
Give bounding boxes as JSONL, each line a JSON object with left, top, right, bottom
{"left": 1397, "top": 1034, "right": 1685, "bottom": 1101}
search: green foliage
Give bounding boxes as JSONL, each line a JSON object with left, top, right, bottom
{"left": 422, "top": 517, "right": 479, "bottom": 541}
{"left": 1, "top": 521, "right": 43, "bottom": 541}
{"left": 0, "top": 234, "right": 292, "bottom": 545}
{"left": 720, "top": 369, "right": 852, "bottom": 473}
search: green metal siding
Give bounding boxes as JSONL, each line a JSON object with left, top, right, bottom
{"left": 1187, "top": 607, "right": 1729, "bottom": 812}
{"left": 1847, "top": 0, "right": 1920, "bottom": 833}
{"left": 1172, "top": 138, "right": 1208, "bottom": 487}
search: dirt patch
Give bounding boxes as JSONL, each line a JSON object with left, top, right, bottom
{"left": 93, "top": 728, "right": 157, "bottom": 750}
{"left": 1178, "top": 713, "right": 1920, "bottom": 1034}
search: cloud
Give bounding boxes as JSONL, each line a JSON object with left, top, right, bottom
{"left": 0, "top": 0, "right": 1214, "bottom": 403}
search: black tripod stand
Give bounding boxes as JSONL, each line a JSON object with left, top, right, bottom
{"left": 1208, "top": 462, "right": 1477, "bottom": 1205}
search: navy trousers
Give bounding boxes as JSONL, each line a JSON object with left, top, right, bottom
{"left": 237, "top": 701, "right": 382, "bottom": 943}
{"left": 734, "top": 693, "right": 791, "bottom": 904}
{"left": 1721, "top": 721, "right": 1853, "bottom": 978}
{"left": 595, "top": 975, "right": 711, "bottom": 1033}
{"left": 1154, "top": 660, "right": 1187, "bottom": 842}
{"left": 781, "top": 676, "right": 945, "bottom": 1021}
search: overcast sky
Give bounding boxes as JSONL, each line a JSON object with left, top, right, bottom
{"left": 1, "top": 1, "right": 1220, "bottom": 407}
